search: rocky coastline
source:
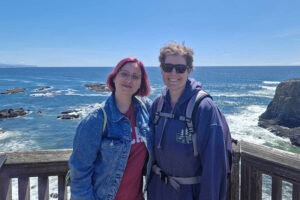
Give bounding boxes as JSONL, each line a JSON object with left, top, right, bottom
{"left": 258, "top": 79, "right": 300, "bottom": 146}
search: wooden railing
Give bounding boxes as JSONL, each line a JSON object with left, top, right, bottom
{"left": 0, "top": 141, "right": 299, "bottom": 200}
{"left": 0, "top": 149, "right": 72, "bottom": 200}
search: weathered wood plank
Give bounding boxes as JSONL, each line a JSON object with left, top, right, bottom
{"left": 1, "top": 162, "right": 69, "bottom": 178}
{"left": 250, "top": 168, "right": 262, "bottom": 200}
{"left": 293, "top": 183, "right": 300, "bottom": 200}
{"left": 18, "top": 177, "right": 30, "bottom": 200}
{"left": 241, "top": 158, "right": 251, "bottom": 200}
{"left": 272, "top": 177, "right": 282, "bottom": 200}
{"left": 240, "top": 141, "right": 300, "bottom": 184}
{"left": 0, "top": 176, "right": 12, "bottom": 200}
{"left": 0, "top": 149, "right": 72, "bottom": 164}
{"left": 38, "top": 176, "right": 49, "bottom": 200}
{"left": 227, "top": 142, "right": 240, "bottom": 200}
{"left": 58, "top": 175, "right": 67, "bottom": 200}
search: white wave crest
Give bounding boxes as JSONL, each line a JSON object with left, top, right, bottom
{"left": 225, "top": 105, "right": 290, "bottom": 147}
{"left": 262, "top": 81, "right": 280, "bottom": 85}
{"left": 260, "top": 86, "right": 276, "bottom": 90}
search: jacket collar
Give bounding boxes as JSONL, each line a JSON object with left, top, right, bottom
{"left": 106, "top": 93, "right": 142, "bottom": 123}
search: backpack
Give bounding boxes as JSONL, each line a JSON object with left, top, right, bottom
{"left": 66, "top": 96, "right": 147, "bottom": 186}
{"left": 153, "top": 90, "right": 234, "bottom": 176}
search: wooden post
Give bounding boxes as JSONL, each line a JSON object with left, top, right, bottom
{"left": 293, "top": 183, "right": 300, "bottom": 200}
{"left": 0, "top": 176, "right": 12, "bottom": 200}
{"left": 227, "top": 142, "right": 240, "bottom": 200}
{"left": 241, "top": 158, "right": 251, "bottom": 200}
{"left": 38, "top": 176, "right": 49, "bottom": 200}
{"left": 250, "top": 168, "right": 262, "bottom": 200}
{"left": 58, "top": 175, "right": 67, "bottom": 200}
{"left": 272, "top": 177, "right": 282, "bottom": 200}
{"left": 18, "top": 177, "right": 30, "bottom": 200}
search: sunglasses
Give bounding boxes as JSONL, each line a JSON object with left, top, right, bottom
{"left": 161, "top": 63, "right": 190, "bottom": 73}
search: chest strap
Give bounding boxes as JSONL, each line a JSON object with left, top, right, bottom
{"left": 152, "top": 164, "right": 201, "bottom": 191}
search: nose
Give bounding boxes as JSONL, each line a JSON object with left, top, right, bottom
{"left": 171, "top": 67, "right": 177, "bottom": 74}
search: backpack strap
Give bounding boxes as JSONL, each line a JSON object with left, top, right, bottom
{"left": 153, "top": 95, "right": 165, "bottom": 125}
{"left": 134, "top": 96, "right": 147, "bottom": 110}
{"left": 99, "top": 106, "right": 107, "bottom": 133}
{"left": 186, "top": 90, "right": 210, "bottom": 157}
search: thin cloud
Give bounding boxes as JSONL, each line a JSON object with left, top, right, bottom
{"left": 268, "top": 29, "right": 300, "bottom": 39}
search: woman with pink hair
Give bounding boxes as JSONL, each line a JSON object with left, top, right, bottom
{"left": 69, "top": 57, "right": 153, "bottom": 200}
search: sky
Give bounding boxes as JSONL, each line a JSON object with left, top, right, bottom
{"left": 0, "top": 0, "right": 300, "bottom": 67}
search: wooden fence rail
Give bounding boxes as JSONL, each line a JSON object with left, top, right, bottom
{"left": 0, "top": 141, "right": 299, "bottom": 200}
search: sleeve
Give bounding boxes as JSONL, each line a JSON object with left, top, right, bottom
{"left": 68, "top": 110, "right": 104, "bottom": 200}
{"left": 195, "top": 98, "right": 227, "bottom": 200}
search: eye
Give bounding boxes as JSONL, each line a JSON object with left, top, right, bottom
{"left": 132, "top": 74, "right": 140, "bottom": 80}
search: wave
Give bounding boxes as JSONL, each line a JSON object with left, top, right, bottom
{"left": 30, "top": 89, "right": 77, "bottom": 97}
{"left": 225, "top": 105, "right": 291, "bottom": 150}
{"left": 65, "top": 91, "right": 110, "bottom": 97}
{"left": 0, "top": 130, "right": 40, "bottom": 152}
{"left": 262, "top": 81, "right": 280, "bottom": 85}
{"left": 260, "top": 86, "right": 276, "bottom": 90}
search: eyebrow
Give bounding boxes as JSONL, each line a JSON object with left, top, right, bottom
{"left": 119, "top": 69, "right": 141, "bottom": 76}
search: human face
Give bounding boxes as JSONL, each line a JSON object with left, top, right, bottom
{"left": 161, "top": 55, "right": 191, "bottom": 96}
{"left": 113, "top": 62, "right": 142, "bottom": 98}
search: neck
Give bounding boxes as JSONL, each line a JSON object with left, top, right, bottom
{"left": 169, "top": 87, "right": 184, "bottom": 106}
{"left": 114, "top": 92, "right": 132, "bottom": 114}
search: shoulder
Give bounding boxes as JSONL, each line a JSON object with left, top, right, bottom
{"left": 134, "top": 96, "right": 152, "bottom": 112}
{"left": 78, "top": 106, "right": 105, "bottom": 129}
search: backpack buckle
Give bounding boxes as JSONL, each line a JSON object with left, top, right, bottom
{"left": 160, "top": 170, "right": 169, "bottom": 184}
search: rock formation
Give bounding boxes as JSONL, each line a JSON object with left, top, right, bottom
{"left": 259, "top": 79, "right": 300, "bottom": 146}
{"left": 84, "top": 84, "right": 110, "bottom": 92}
{"left": 1, "top": 88, "right": 25, "bottom": 94}
{"left": 0, "top": 108, "right": 27, "bottom": 119}
{"left": 57, "top": 110, "right": 80, "bottom": 120}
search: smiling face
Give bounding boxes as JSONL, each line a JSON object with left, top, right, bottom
{"left": 161, "top": 54, "right": 191, "bottom": 97}
{"left": 113, "top": 62, "right": 142, "bottom": 98}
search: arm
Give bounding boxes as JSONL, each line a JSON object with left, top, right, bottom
{"left": 196, "top": 99, "right": 227, "bottom": 200}
{"left": 69, "top": 110, "right": 104, "bottom": 200}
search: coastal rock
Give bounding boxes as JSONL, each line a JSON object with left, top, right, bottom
{"left": 84, "top": 84, "right": 110, "bottom": 92}
{"left": 0, "top": 108, "right": 27, "bottom": 119}
{"left": 33, "top": 86, "right": 52, "bottom": 92}
{"left": 259, "top": 79, "right": 300, "bottom": 146}
{"left": 0, "top": 128, "right": 5, "bottom": 134}
{"left": 1, "top": 88, "right": 25, "bottom": 94}
{"left": 57, "top": 110, "right": 80, "bottom": 120}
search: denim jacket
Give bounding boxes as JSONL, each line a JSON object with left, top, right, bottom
{"left": 69, "top": 94, "right": 153, "bottom": 200}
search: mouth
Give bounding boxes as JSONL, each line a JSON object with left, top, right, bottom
{"left": 122, "top": 84, "right": 132, "bottom": 88}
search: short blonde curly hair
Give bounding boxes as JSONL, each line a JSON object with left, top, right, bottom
{"left": 159, "top": 42, "right": 194, "bottom": 70}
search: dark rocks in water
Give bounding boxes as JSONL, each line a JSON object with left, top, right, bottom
{"left": 1, "top": 88, "right": 25, "bottom": 94}
{"left": 50, "top": 193, "right": 58, "bottom": 198}
{"left": 33, "top": 86, "right": 52, "bottom": 92}
{"left": 57, "top": 110, "right": 80, "bottom": 120}
{"left": 259, "top": 79, "right": 300, "bottom": 147}
{"left": 0, "top": 108, "right": 27, "bottom": 119}
{"left": 289, "top": 128, "right": 300, "bottom": 147}
{"left": 84, "top": 84, "right": 110, "bottom": 92}
{"left": 0, "top": 128, "right": 5, "bottom": 134}
{"left": 37, "top": 110, "right": 42, "bottom": 114}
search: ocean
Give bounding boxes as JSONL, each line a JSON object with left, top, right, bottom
{"left": 1, "top": 66, "right": 300, "bottom": 199}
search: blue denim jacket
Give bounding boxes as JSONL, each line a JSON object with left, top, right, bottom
{"left": 69, "top": 94, "right": 153, "bottom": 200}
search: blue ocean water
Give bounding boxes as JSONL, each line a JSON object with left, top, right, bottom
{"left": 0, "top": 66, "right": 300, "bottom": 199}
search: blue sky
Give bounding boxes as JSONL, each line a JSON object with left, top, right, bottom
{"left": 0, "top": 0, "right": 300, "bottom": 67}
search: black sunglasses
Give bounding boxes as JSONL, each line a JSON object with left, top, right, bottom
{"left": 161, "top": 63, "right": 190, "bottom": 73}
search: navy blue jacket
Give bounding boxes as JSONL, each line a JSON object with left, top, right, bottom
{"left": 147, "top": 78, "right": 227, "bottom": 200}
